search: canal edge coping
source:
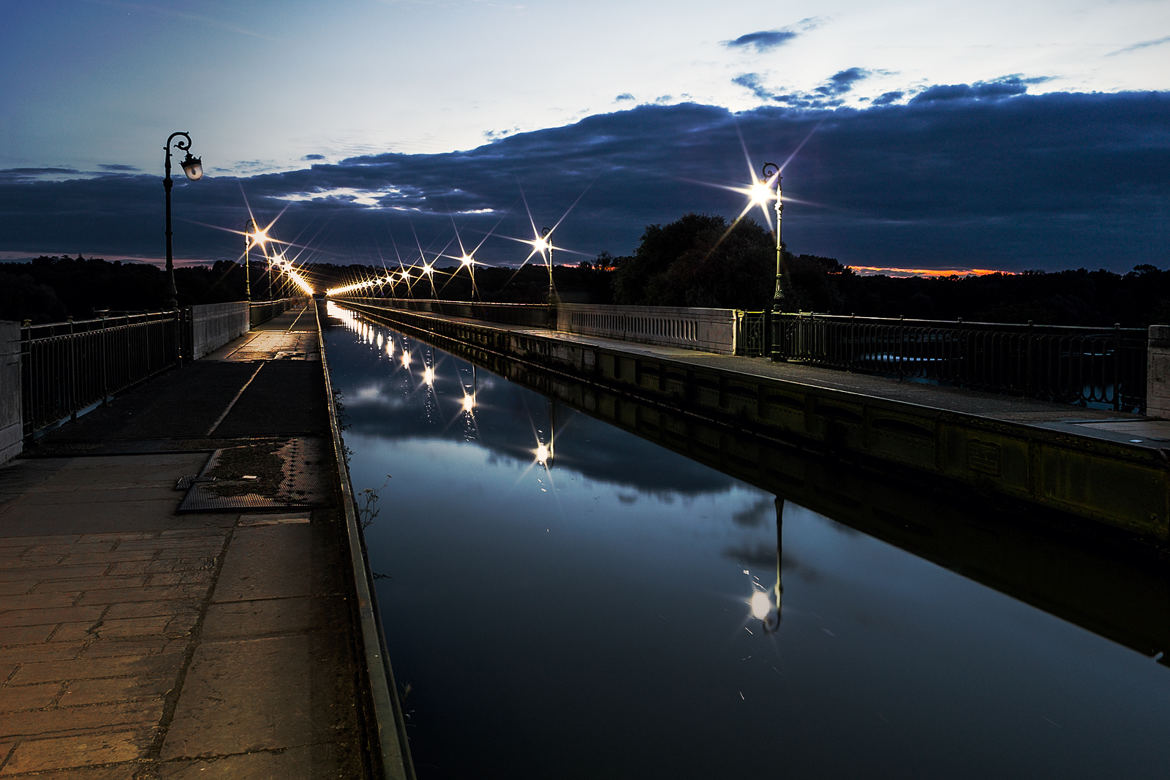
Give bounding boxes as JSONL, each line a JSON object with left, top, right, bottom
{"left": 315, "top": 300, "right": 416, "bottom": 779}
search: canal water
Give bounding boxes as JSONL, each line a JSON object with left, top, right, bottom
{"left": 324, "top": 303, "right": 1170, "bottom": 779}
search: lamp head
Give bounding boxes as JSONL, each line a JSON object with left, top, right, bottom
{"left": 180, "top": 153, "right": 203, "bottom": 181}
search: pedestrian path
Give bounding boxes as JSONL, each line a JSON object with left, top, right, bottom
{"left": 0, "top": 304, "right": 377, "bottom": 777}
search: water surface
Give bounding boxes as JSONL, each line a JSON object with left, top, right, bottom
{"left": 325, "top": 304, "right": 1170, "bottom": 779}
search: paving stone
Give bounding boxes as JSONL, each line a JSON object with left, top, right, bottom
{"left": 35, "top": 575, "right": 148, "bottom": 594}
{"left": 0, "top": 730, "right": 148, "bottom": 774}
{"left": 160, "top": 634, "right": 339, "bottom": 759}
{"left": 80, "top": 638, "right": 187, "bottom": 660}
{"left": 0, "top": 593, "right": 81, "bottom": 611}
{"left": 90, "top": 613, "right": 198, "bottom": 640}
{"left": 102, "top": 601, "right": 201, "bottom": 621}
{"left": 0, "top": 565, "right": 109, "bottom": 583}
{"left": 147, "top": 570, "right": 214, "bottom": 587}
{"left": 0, "top": 626, "right": 54, "bottom": 646}
{"left": 59, "top": 675, "right": 173, "bottom": 707}
{"left": 0, "top": 643, "right": 79, "bottom": 666}
{"left": 9, "top": 652, "right": 184, "bottom": 686}
{"left": 78, "top": 584, "right": 204, "bottom": 606}
{"left": 90, "top": 616, "right": 173, "bottom": 640}
{"left": 201, "top": 595, "right": 342, "bottom": 640}
{"left": 0, "top": 700, "right": 162, "bottom": 740}
{"left": 48, "top": 621, "right": 100, "bottom": 644}
{"left": 0, "top": 581, "right": 32, "bottom": 597}
{"left": 0, "top": 682, "right": 61, "bottom": 713}
{"left": 212, "top": 524, "right": 315, "bottom": 602}
{"left": 0, "top": 606, "right": 105, "bottom": 629}
{"left": 11, "top": 765, "right": 137, "bottom": 779}
{"left": 159, "top": 742, "right": 351, "bottom": 779}
{"left": 0, "top": 535, "right": 80, "bottom": 548}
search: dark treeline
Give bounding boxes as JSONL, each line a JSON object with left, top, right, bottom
{"left": 0, "top": 255, "right": 280, "bottom": 323}
{"left": 5, "top": 215, "right": 1169, "bottom": 327}
{"left": 603, "top": 214, "right": 1170, "bottom": 327}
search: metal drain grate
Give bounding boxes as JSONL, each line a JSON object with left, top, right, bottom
{"left": 178, "top": 437, "right": 330, "bottom": 512}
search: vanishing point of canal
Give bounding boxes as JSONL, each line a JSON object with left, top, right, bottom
{"left": 323, "top": 303, "right": 1170, "bottom": 779}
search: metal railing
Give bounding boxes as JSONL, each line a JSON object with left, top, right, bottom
{"left": 773, "top": 313, "right": 1148, "bottom": 412}
{"left": 735, "top": 311, "right": 767, "bottom": 357}
{"left": 21, "top": 312, "right": 180, "bottom": 435}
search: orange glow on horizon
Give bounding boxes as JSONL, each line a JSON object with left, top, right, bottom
{"left": 847, "top": 265, "right": 1015, "bottom": 279}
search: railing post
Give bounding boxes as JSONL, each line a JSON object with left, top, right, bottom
{"left": 1145, "top": 326, "right": 1169, "bottom": 418}
{"left": 0, "top": 321, "right": 22, "bottom": 464}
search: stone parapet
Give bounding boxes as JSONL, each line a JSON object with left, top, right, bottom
{"left": 0, "top": 320, "right": 22, "bottom": 464}
{"left": 189, "top": 302, "right": 250, "bottom": 360}
{"left": 1148, "top": 325, "right": 1170, "bottom": 419}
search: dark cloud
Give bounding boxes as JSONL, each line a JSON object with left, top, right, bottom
{"left": 302, "top": 153, "right": 326, "bottom": 161}
{"left": 732, "top": 73, "right": 777, "bottom": 102}
{"left": 910, "top": 75, "right": 1050, "bottom": 104}
{"left": 872, "top": 91, "right": 904, "bottom": 106}
{"left": 724, "top": 29, "right": 799, "bottom": 53}
{"left": 615, "top": 93, "right": 635, "bottom": 102}
{"left": 99, "top": 163, "right": 138, "bottom": 172}
{"left": 816, "top": 67, "right": 870, "bottom": 97}
{"left": 0, "top": 167, "right": 82, "bottom": 181}
{"left": 1, "top": 89, "right": 1167, "bottom": 274}
{"left": 735, "top": 67, "right": 873, "bottom": 109}
{"left": 1107, "top": 35, "right": 1170, "bottom": 57}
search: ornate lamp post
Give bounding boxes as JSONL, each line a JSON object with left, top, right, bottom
{"left": 536, "top": 227, "right": 557, "bottom": 304}
{"left": 760, "top": 162, "right": 785, "bottom": 311}
{"left": 243, "top": 218, "right": 255, "bottom": 303}
{"left": 162, "top": 131, "right": 203, "bottom": 309}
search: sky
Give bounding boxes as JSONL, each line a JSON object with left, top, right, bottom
{"left": 1, "top": 0, "right": 1168, "bottom": 275}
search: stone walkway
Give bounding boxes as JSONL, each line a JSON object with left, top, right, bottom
{"left": 0, "top": 305, "right": 374, "bottom": 777}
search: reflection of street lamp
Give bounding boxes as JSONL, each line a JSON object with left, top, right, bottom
{"left": 753, "top": 163, "right": 785, "bottom": 311}
{"left": 534, "top": 399, "right": 557, "bottom": 468}
{"left": 163, "top": 131, "right": 203, "bottom": 309}
{"left": 749, "top": 497, "right": 784, "bottom": 633}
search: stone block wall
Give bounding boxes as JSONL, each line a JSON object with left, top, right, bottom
{"left": 0, "top": 321, "right": 22, "bottom": 464}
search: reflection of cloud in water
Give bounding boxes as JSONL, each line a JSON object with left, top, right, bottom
{"left": 732, "top": 497, "right": 773, "bottom": 528}
{"left": 725, "top": 543, "right": 820, "bottom": 585}
{"left": 617, "top": 493, "right": 638, "bottom": 504}
{"left": 326, "top": 316, "right": 742, "bottom": 499}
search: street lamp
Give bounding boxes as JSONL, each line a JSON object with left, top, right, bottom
{"left": 533, "top": 227, "right": 557, "bottom": 304}
{"left": 243, "top": 219, "right": 255, "bottom": 303}
{"left": 163, "top": 131, "right": 203, "bottom": 309}
{"left": 756, "top": 162, "right": 785, "bottom": 311}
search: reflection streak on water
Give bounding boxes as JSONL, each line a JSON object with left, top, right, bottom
{"left": 325, "top": 302, "right": 1170, "bottom": 779}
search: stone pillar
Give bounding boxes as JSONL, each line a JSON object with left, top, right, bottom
{"left": 1148, "top": 325, "right": 1170, "bottom": 419}
{"left": 0, "top": 321, "right": 22, "bottom": 464}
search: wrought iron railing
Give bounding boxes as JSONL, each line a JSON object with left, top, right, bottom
{"left": 772, "top": 313, "right": 1148, "bottom": 412}
{"left": 20, "top": 312, "right": 180, "bottom": 435}
{"left": 735, "top": 311, "right": 767, "bottom": 357}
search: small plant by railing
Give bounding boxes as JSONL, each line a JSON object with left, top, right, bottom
{"left": 772, "top": 313, "right": 1148, "bottom": 413}
{"left": 21, "top": 312, "right": 181, "bottom": 436}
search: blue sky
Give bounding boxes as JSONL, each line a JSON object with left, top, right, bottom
{"left": 1, "top": 0, "right": 1168, "bottom": 273}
